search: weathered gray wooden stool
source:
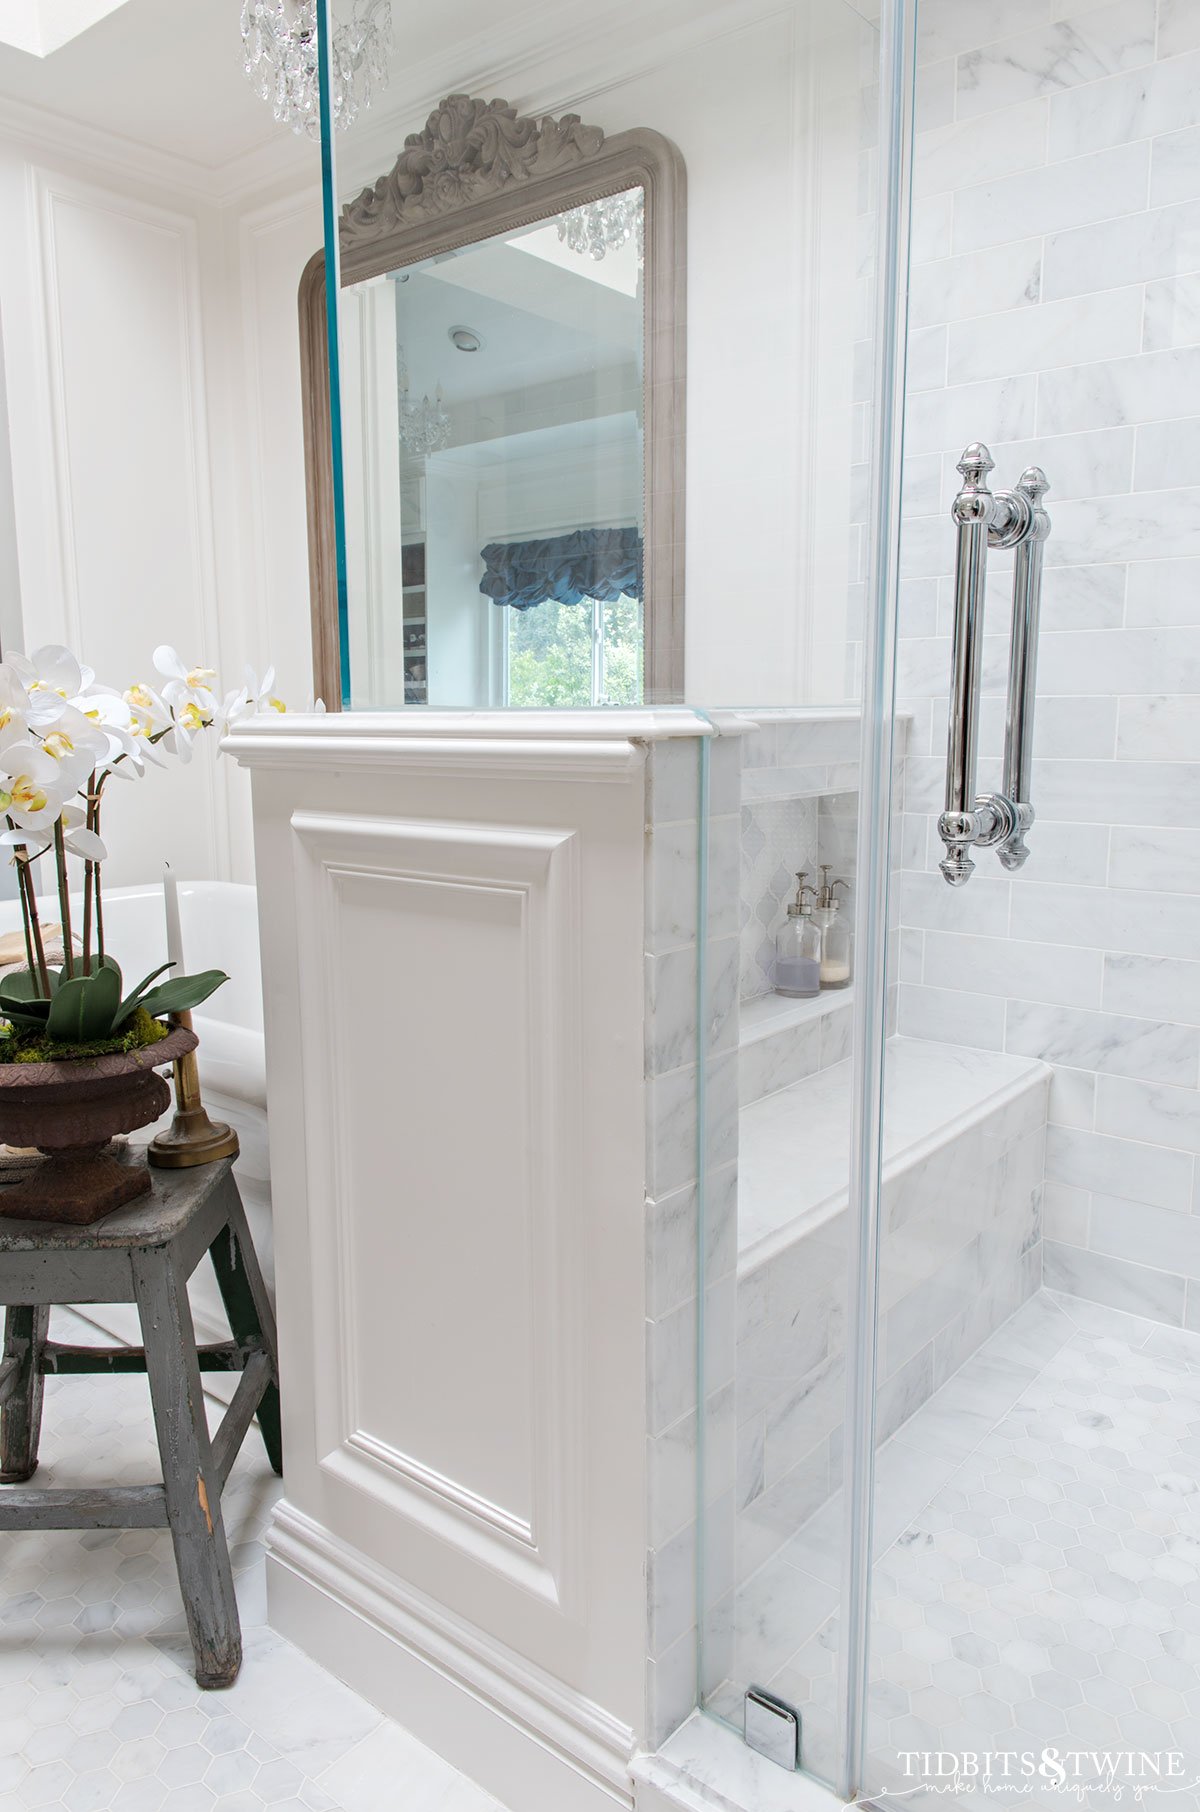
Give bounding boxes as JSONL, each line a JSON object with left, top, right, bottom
{"left": 0, "top": 1152, "right": 280, "bottom": 1689}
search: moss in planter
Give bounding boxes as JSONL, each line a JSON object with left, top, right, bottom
{"left": 1, "top": 1008, "right": 171, "bottom": 1065}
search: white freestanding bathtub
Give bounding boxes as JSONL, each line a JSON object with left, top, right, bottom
{"left": 0, "top": 880, "right": 270, "bottom": 1341}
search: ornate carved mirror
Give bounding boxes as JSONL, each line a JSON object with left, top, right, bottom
{"left": 300, "top": 95, "right": 686, "bottom": 709}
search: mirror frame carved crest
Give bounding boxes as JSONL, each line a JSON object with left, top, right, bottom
{"left": 299, "top": 93, "right": 686, "bottom": 706}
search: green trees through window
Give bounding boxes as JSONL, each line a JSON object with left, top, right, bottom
{"left": 507, "top": 595, "right": 643, "bottom": 707}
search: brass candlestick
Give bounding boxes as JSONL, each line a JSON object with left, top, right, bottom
{"left": 147, "top": 1009, "right": 240, "bottom": 1168}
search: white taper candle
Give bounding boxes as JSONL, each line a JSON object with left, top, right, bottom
{"left": 163, "top": 862, "right": 185, "bottom": 974}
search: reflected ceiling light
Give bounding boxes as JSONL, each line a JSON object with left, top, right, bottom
{"left": 449, "top": 327, "right": 482, "bottom": 352}
{"left": 398, "top": 349, "right": 451, "bottom": 458}
{"left": 241, "top": 0, "right": 392, "bottom": 139}
{"left": 557, "top": 192, "right": 644, "bottom": 262}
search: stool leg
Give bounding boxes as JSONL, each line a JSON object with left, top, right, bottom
{"left": 0, "top": 1305, "right": 50, "bottom": 1483}
{"left": 132, "top": 1247, "right": 241, "bottom": 1689}
{"left": 209, "top": 1181, "right": 282, "bottom": 1477}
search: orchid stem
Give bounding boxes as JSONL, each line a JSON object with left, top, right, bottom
{"left": 81, "top": 776, "right": 96, "bottom": 976}
{"left": 54, "top": 819, "right": 74, "bottom": 981}
{"left": 12, "top": 836, "right": 51, "bottom": 998}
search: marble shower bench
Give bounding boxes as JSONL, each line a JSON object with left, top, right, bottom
{"left": 732, "top": 1034, "right": 1050, "bottom": 1586}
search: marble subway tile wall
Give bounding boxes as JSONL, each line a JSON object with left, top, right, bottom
{"left": 643, "top": 731, "right": 741, "bottom": 1747}
{"left": 895, "top": 0, "right": 1200, "bottom": 1329}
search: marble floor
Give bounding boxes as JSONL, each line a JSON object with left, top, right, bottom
{"left": 0, "top": 1308, "right": 507, "bottom": 1812}
{"left": 714, "top": 1290, "right": 1200, "bottom": 1807}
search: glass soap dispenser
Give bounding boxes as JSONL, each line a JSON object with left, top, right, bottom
{"left": 774, "top": 872, "right": 822, "bottom": 999}
{"left": 818, "top": 874, "right": 852, "bottom": 990}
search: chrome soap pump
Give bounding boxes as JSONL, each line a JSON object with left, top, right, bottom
{"left": 815, "top": 865, "right": 852, "bottom": 990}
{"left": 774, "top": 872, "right": 822, "bottom": 999}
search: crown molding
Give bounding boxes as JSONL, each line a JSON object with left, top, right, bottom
{"left": 0, "top": 0, "right": 822, "bottom": 215}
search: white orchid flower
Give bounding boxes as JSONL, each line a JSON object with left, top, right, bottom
{"left": 58, "top": 804, "right": 106, "bottom": 862}
{"left": 0, "top": 742, "right": 65, "bottom": 832}
{"left": 70, "top": 687, "right": 139, "bottom": 771}
{"left": 153, "top": 646, "right": 218, "bottom": 723}
{"left": 37, "top": 704, "right": 109, "bottom": 797}
{"left": 0, "top": 666, "right": 30, "bottom": 757}
{"left": 245, "top": 665, "right": 288, "bottom": 715}
{"left": 8, "top": 645, "right": 95, "bottom": 727}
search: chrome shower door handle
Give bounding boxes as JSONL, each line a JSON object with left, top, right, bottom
{"left": 939, "top": 445, "right": 998, "bottom": 885}
{"left": 937, "top": 443, "right": 1048, "bottom": 887}
{"left": 997, "top": 466, "right": 1051, "bottom": 872}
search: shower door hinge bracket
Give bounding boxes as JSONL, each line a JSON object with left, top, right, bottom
{"left": 744, "top": 1686, "right": 801, "bottom": 1771}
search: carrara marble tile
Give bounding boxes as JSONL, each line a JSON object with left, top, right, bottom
{"left": 1150, "top": 123, "right": 1200, "bottom": 207}
{"left": 1159, "top": 0, "right": 1200, "bottom": 59}
{"left": 1036, "top": 756, "right": 1200, "bottom": 828}
{"left": 1117, "top": 694, "right": 1200, "bottom": 761}
{"left": 1126, "top": 555, "right": 1200, "bottom": 625}
{"left": 1012, "top": 875, "right": 1200, "bottom": 962}
{"left": 1134, "top": 416, "right": 1200, "bottom": 492}
{"left": 1142, "top": 272, "right": 1200, "bottom": 351}
{"left": 915, "top": 97, "right": 1049, "bottom": 198}
{"left": 1102, "top": 949, "right": 1200, "bottom": 1027}
{"left": 1046, "top": 1121, "right": 1194, "bottom": 1209}
{"left": 1043, "top": 1237, "right": 1187, "bottom": 1319}
{"left": 957, "top": 0, "right": 1155, "bottom": 119}
{"left": 947, "top": 286, "right": 1143, "bottom": 384}
{"left": 1042, "top": 196, "right": 1200, "bottom": 299}
{"left": 1089, "top": 1192, "right": 1200, "bottom": 1278}
{"left": 1039, "top": 344, "right": 1200, "bottom": 436}
{"left": 1046, "top": 489, "right": 1200, "bottom": 565}
{"left": 909, "top": 237, "right": 1043, "bottom": 331}
{"left": 1005, "top": 997, "right": 1200, "bottom": 1085}
{"left": 1047, "top": 44, "right": 1200, "bottom": 158}
{"left": 917, "top": 0, "right": 1054, "bottom": 68}
{"left": 1108, "top": 824, "right": 1200, "bottom": 894}
{"left": 921, "top": 927, "right": 1103, "bottom": 1008}
{"left": 952, "top": 141, "right": 1149, "bottom": 254}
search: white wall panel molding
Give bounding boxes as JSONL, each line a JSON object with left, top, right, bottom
{"left": 26, "top": 163, "right": 227, "bottom": 882}
{"left": 289, "top": 808, "right": 586, "bottom": 1617}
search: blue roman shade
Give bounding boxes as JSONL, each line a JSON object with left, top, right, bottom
{"left": 479, "top": 527, "right": 643, "bottom": 610}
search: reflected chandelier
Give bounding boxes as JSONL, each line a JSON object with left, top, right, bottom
{"left": 398, "top": 351, "right": 451, "bottom": 458}
{"left": 240, "top": 0, "right": 392, "bottom": 139}
{"left": 557, "top": 192, "right": 645, "bottom": 262}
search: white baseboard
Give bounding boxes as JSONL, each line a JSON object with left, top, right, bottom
{"left": 266, "top": 1500, "right": 636, "bottom": 1812}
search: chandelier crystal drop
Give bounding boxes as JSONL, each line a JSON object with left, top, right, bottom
{"left": 397, "top": 351, "right": 451, "bottom": 459}
{"left": 240, "top": 0, "right": 392, "bottom": 139}
{"left": 556, "top": 191, "right": 645, "bottom": 262}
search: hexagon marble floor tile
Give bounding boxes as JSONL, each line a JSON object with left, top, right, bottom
{"left": 0, "top": 1308, "right": 507, "bottom": 1812}
{"left": 750, "top": 1290, "right": 1200, "bottom": 1809}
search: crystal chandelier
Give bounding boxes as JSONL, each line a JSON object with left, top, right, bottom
{"left": 557, "top": 191, "right": 645, "bottom": 262}
{"left": 240, "top": 0, "right": 392, "bottom": 140}
{"left": 398, "top": 351, "right": 451, "bottom": 459}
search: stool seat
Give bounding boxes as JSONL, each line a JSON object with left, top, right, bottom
{"left": 0, "top": 1153, "right": 281, "bottom": 1689}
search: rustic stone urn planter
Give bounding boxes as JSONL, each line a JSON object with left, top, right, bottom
{"left": 0, "top": 1025, "right": 196, "bottom": 1224}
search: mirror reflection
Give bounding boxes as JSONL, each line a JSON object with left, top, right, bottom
{"left": 342, "top": 187, "right": 646, "bottom": 708}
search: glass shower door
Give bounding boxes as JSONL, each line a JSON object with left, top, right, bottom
{"left": 862, "top": 0, "right": 1200, "bottom": 1802}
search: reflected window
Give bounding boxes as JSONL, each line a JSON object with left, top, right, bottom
{"left": 342, "top": 187, "right": 646, "bottom": 708}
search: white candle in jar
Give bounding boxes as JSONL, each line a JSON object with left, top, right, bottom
{"left": 163, "top": 862, "right": 185, "bottom": 973}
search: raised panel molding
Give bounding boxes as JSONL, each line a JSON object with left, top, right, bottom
{"left": 289, "top": 809, "right": 585, "bottom": 1616}
{"left": 28, "top": 165, "right": 226, "bottom": 882}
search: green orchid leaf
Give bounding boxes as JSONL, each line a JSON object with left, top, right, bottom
{"left": 45, "top": 965, "right": 123, "bottom": 1043}
{"left": 0, "top": 1004, "right": 53, "bottom": 1031}
{"left": 1, "top": 968, "right": 55, "bottom": 1006}
{"left": 55, "top": 953, "right": 120, "bottom": 989}
{"left": 136, "top": 969, "right": 229, "bottom": 1022}
{"left": 113, "top": 962, "right": 174, "bottom": 1027}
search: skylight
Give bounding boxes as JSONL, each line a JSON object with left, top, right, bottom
{"left": 0, "top": 0, "right": 132, "bottom": 58}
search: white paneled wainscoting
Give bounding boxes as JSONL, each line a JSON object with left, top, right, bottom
{"left": 894, "top": 0, "right": 1200, "bottom": 1329}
